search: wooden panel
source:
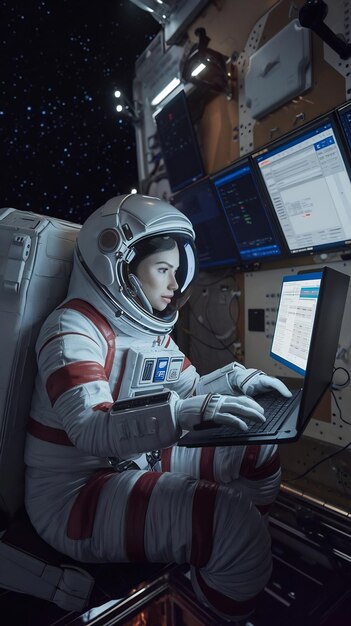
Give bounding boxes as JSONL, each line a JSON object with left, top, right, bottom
{"left": 198, "top": 93, "right": 240, "bottom": 173}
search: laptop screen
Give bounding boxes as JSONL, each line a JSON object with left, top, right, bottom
{"left": 270, "top": 272, "right": 322, "bottom": 376}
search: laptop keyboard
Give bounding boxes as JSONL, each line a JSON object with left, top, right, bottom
{"left": 208, "top": 388, "right": 301, "bottom": 440}
{"left": 245, "top": 388, "right": 301, "bottom": 434}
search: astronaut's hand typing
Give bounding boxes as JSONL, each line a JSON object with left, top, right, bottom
{"left": 229, "top": 367, "right": 292, "bottom": 398}
{"left": 175, "top": 393, "right": 265, "bottom": 432}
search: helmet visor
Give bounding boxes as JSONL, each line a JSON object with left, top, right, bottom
{"left": 124, "top": 233, "right": 198, "bottom": 319}
{"left": 168, "top": 235, "right": 198, "bottom": 313}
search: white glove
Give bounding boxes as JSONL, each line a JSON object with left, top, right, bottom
{"left": 175, "top": 393, "right": 265, "bottom": 432}
{"left": 229, "top": 367, "right": 292, "bottom": 398}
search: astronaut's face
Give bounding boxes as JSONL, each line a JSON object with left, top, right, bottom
{"left": 135, "top": 244, "right": 180, "bottom": 311}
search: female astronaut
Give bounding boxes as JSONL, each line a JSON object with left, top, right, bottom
{"left": 25, "top": 194, "right": 291, "bottom": 621}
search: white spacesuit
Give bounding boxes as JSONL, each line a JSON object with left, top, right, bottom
{"left": 24, "top": 194, "right": 291, "bottom": 621}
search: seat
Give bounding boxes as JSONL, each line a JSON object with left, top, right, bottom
{"left": 0, "top": 207, "right": 97, "bottom": 611}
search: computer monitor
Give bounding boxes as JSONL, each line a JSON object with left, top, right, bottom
{"left": 210, "top": 158, "right": 285, "bottom": 262}
{"left": 172, "top": 177, "right": 240, "bottom": 270}
{"left": 270, "top": 271, "right": 322, "bottom": 376}
{"left": 336, "top": 100, "right": 351, "bottom": 151}
{"left": 154, "top": 90, "right": 205, "bottom": 193}
{"left": 252, "top": 114, "right": 351, "bottom": 256}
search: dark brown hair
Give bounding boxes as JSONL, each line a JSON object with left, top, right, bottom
{"left": 129, "top": 236, "right": 177, "bottom": 274}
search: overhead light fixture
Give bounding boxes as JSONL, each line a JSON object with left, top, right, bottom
{"left": 191, "top": 62, "right": 206, "bottom": 77}
{"left": 180, "top": 27, "right": 234, "bottom": 100}
{"left": 114, "top": 89, "right": 141, "bottom": 124}
{"left": 151, "top": 77, "right": 181, "bottom": 106}
{"left": 128, "top": 0, "right": 172, "bottom": 25}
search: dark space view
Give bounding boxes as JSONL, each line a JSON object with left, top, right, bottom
{"left": 1, "top": 0, "right": 160, "bottom": 222}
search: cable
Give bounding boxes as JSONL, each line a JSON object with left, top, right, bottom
{"left": 204, "top": 296, "right": 240, "bottom": 352}
{"left": 331, "top": 389, "right": 351, "bottom": 426}
{"left": 285, "top": 439, "right": 351, "bottom": 481}
{"left": 285, "top": 369, "right": 351, "bottom": 480}
{"left": 187, "top": 305, "right": 238, "bottom": 357}
{"left": 180, "top": 323, "right": 237, "bottom": 355}
{"left": 331, "top": 366, "right": 350, "bottom": 390}
{"left": 180, "top": 324, "right": 237, "bottom": 354}
{"left": 186, "top": 276, "right": 241, "bottom": 357}
{"left": 331, "top": 366, "right": 351, "bottom": 426}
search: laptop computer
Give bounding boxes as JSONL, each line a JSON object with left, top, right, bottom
{"left": 178, "top": 266, "right": 349, "bottom": 447}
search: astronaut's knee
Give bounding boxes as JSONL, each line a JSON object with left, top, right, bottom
{"left": 189, "top": 484, "right": 272, "bottom": 620}
{"left": 191, "top": 567, "right": 263, "bottom": 622}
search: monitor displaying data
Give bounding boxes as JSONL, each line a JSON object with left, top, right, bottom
{"left": 253, "top": 116, "right": 351, "bottom": 256}
{"left": 155, "top": 90, "right": 205, "bottom": 193}
{"left": 336, "top": 100, "right": 351, "bottom": 151}
{"left": 172, "top": 177, "right": 240, "bottom": 269}
{"left": 270, "top": 272, "right": 322, "bottom": 376}
{"left": 210, "top": 159, "right": 284, "bottom": 262}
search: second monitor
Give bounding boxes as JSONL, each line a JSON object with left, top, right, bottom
{"left": 252, "top": 114, "right": 351, "bottom": 257}
{"left": 211, "top": 158, "right": 285, "bottom": 262}
{"left": 172, "top": 177, "right": 240, "bottom": 270}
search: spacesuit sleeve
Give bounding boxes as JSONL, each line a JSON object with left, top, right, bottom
{"left": 37, "top": 308, "right": 181, "bottom": 458}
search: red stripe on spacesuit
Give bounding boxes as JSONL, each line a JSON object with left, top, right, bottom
{"left": 125, "top": 472, "right": 162, "bottom": 562}
{"left": 93, "top": 402, "right": 113, "bottom": 412}
{"left": 190, "top": 480, "right": 218, "bottom": 568}
{"left": 161, "top": 447, "right": 172, "bottom": 471}
{"left": 27, "top": 416, "right": 74, "bottom": 446}
{"left": 59, "top": 299, "right": 116, "bottom": 377}
{"left": 194, "top": 569, "right": 258, "bottom": 617}
{"left": 199, "top": 448, "right": 215, "bottom": 482}
{"left": 47, "top": 361, "right": 108, "bottom": 406}
{"left": 164, "top": 336, "right": 171, "bottom": 348}
{"left": 66, "top": 470, "right": 115, "bottom": 539}
{"left": 182, "top": 356, "right": 192, "bottom": 371}
{"left": 38, "top": 332, "right": 100, "bottom": 359}
{"left": 240, "top": 446, "right": 280, "bottom": 480}
{"left": 240, "top": 445, "right": 259, "bottom": 477}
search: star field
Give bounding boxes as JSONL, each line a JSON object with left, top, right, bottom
{"left": 1, "top": 0, "right": 159, "bottom": 222}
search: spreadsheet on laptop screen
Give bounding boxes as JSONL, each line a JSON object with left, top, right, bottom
{"left": 270, "top": 272, "right": 322, "bottom": 376}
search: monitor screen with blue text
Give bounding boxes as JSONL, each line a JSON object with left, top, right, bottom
{"left": 253, "top": 116, "right": 351, "bottom": 256}
{"left": 211, "top": 158, "right": 285, "bottom": 262}
{"left": 172, "top": 177, "right": 240, "bottom": 269}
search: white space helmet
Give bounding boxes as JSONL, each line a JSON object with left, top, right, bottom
{"left": 76, "top": 194, "right": 198, "bottom": 335}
